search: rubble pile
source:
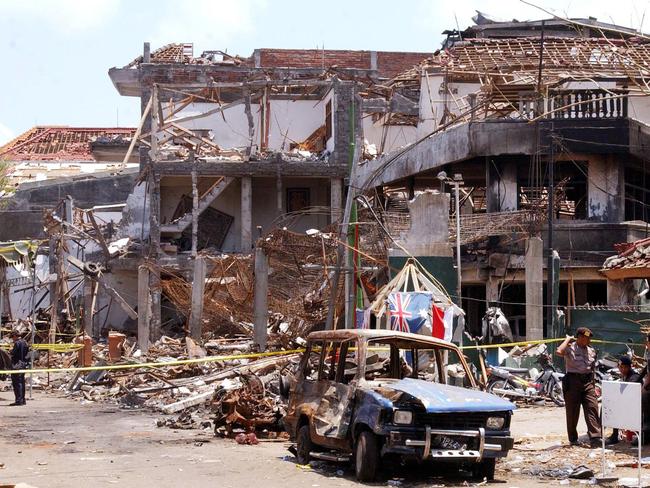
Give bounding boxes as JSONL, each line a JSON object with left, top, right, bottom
{"left": 162, "top": 228, "right": 344, "bottom": 340}
{"left": 503, "top": 440, "right": 647, "bottom": 481}
{"left": 39, "top": 335, "right": 299, "bottom": 440}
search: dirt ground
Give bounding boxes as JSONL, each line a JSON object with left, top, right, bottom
{"left": 0, "top": 388, "right": 649, "bottom": 488}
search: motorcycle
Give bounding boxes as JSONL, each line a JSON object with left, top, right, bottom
{"left": 487, "top": 350, "right": 565, "bottom": 406}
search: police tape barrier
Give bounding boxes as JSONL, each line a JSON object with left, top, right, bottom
{"left": 460, "top": 338, "right": 645, "bottom": 350}
{"left": 0, "top": 348, "right": 305, "bottom": 376}
{"left": 0, "top": 336, "right": 642, "bottom": 376}
{"left": 0, "top": 343, "right": 84, "bottom": 352}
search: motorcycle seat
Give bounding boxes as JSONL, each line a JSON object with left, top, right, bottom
{"left": 498, "top": 367, "right": 530, "bottom": 374}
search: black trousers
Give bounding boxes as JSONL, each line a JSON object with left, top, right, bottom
{"left": 563, "top": 373, "right": 601, "bottom": 442}
{"left": 11, "top": 372, "right": 25, "bottom": 404}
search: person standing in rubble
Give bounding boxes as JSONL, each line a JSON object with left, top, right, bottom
{"left": 556, "top": 327, "right": 601, "bottom": 447}
{"left": 9, "top": 329, "right": 28, "bottom": 406}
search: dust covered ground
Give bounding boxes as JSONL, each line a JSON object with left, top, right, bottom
{"left": 0, "top": 390, "right": 648, "bottom": 488}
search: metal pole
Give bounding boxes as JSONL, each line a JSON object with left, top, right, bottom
{"left": 28, "top": 254, "right": 38, "bottom": 400}
{"left": 455, "top": 182, "right": 462, "bottom": 305}
{"left": 546, "top": 125, "right": 555, "bottom": 339}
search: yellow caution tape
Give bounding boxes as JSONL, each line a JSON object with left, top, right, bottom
{"left": 461, "top": 338, "right": 644, "bottom": 350}
{"left": 0, "top": 343, "right": 84, "bottom": 352}
{"left": 0, "top": 336, "right": 642, "bottom": 376}
{"left": 0, "top": 348, "right": 305, "bottom": 375}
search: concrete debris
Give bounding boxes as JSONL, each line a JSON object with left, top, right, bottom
{"left": 31, "top": 334, "right": 301, "bottom": 441}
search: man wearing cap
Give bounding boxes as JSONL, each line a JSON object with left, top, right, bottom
{"left": 9, "top": 329, "right": 28, "bottom": 406}
{"left": 557, "top": 327, "right": 601, "bottom": 447}
{"left": 606, "top": 356, "right": 642, "bottom": 445}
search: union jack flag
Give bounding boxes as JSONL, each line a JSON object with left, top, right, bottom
{"left": 387, "top": 292, "right": 432, "bottom": 334}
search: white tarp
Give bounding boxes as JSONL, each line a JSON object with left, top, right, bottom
{"left": 602, "top": 380, "right": 642, "bottom": 431}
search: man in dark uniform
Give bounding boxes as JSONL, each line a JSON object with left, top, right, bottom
{"left": 9, "top": 329, "right": 28, "bottom": 406}
{"left": 557, "top": 327, "right": 601, "bottom": 447}
{"left": 606, "top": 356, "right": 642, "bottom": 445}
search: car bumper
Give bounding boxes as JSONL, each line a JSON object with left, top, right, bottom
{"left": 383, "top": 426, "right": 514, "bottom": 461}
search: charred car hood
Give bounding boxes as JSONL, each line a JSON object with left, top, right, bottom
{"left": 366, "top": 378, "right": 515, "bottom": 413}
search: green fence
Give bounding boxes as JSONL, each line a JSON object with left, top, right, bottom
{"left": 569, "top": 308, "right": 650, "bottom": 357}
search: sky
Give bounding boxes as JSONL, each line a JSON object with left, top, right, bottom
{"left": 1, "top": 0, "right": 650, "bottom": 146}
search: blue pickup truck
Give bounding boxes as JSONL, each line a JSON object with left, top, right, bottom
{"left": 284, "top": 329, "right": 515, "bottom": 482}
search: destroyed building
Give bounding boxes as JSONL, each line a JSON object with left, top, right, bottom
{"left": 353, "top": 14, "right": 650, "bottom": 342}
{"left": 106, "top": 44, "right": 430, "bottom": 347}
{"left": 6, "top": 13, "right": 650, "bottom": 349}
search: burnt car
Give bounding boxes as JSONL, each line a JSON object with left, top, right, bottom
{"left": 284, "top": 329, "right": 515, "bottom": 481}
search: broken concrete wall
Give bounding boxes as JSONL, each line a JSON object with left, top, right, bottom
{"left": 393, "top": 190, "right": 452, "bottom": 257}
{"left": 267, "top": 100, "right": 326, "bottom": 151}
{"left": 417, "top": 74, "right": 481, "bottom": 139}
{"left": 159, "top": 176, "right": 331, "bottom": 253}
{"left": 162, "top": 99, "right": 326, "bottom": 152}
{"left": 8, "top": 170, "right": 138, "bottom": 211}
{"left": 362, "top": 117, "right": 417, "bottom": 154}
{"left": 163, "top": 102, "right": 258, "bottom": 150}
{"left": 117, "top": 181, "right": 150, "bottom": 241}
{"left": 94, "top": 268, "right": 139, "bottom": 334}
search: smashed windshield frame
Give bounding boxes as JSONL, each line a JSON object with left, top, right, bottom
{"left": 363, "top": 337, "right": 476, "bottom": 388}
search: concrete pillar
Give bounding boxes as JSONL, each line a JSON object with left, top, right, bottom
{"left": 188, "top": 256, "right": 206, "bottom": 340}
{"left": 331, "top": 178, "right": 343, "bottom": 222}
{"left": 486, "top": 158, "right": 518, "bottom": 213}
{"left": 139, "top": 88, "right": 152, "bottom": 171}
{"left": 241, "top": 176, "right": 252, "bottom": 252}
{"left": 149, "top": 173, "right": 162, "bottom": 338}
{"left": 525, "top": 237, "right": 544, "bottom": 340}
{"left": 137, "top": 265, "right": 150, "bottom": 352}
{"left": 607, "top": 279, "right": 636, "bottom": 306}
{"left": 143, "top": 42, "right": 151, "bottom": 63}
{"left": 276, "top": 174, "right": 283, "bottom": 217}
{"left": 191, "top": 168, "right": 198, "bottom": 256}
{"left": 588, "top": 154, "right": 624, "bottom": 222}
{"left": 253, "top": 247, "right": 269, "bottom": 351}
{"left": 486, "top": 277, "right": 500, "bottom": 304}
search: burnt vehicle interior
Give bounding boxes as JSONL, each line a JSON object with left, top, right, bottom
{"left": 302, "top": 337, "right": 476, "bottom": 388}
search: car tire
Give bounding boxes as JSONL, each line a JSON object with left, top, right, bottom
{"left": 296, "top": 424, "right": 312, "bottom": 465}
{"left": 355, "top": 431, "right": 380, "bottom": 482}
{"left": 473, "top": 458, "right": 496, "bottom": 480}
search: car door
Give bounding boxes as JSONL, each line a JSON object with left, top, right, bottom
{"left": 311, "top": 340, "right": 357, "bottom": 447}
{"left": 286, "top": 340, "right": 328, "bottom": 434}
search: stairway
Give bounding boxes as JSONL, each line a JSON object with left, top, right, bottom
{"left": 161, "top": 176, "right": 234, "bottom": 233}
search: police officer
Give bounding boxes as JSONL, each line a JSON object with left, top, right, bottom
{"left": 9, "top": 329, "right": 28, "bottom": 406}
{"left": 556, "top": 327, "right": 601, "bottom": 447}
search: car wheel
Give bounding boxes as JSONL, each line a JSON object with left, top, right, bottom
{"left": 355, "top": 431, "right": 380, "bottom": 482}
{"left": 473, "top": 458, "right": 496, "bottom": 480}
{"left": 296, "top": 424, "right": 312, "bottom": 465}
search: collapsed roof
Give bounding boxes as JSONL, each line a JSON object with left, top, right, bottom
{"left": 0, "top": 126, "right": 136, "bottom": 162}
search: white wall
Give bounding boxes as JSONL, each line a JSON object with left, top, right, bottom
{"left": 362, "top": 116, "right": 417, "bottom": 153}
{"left": 164, "top": 102, "right": 258, "bottom": 150}
{"left": 268, "top": 100, "right": 325, "bottom": 151}
{"left": 163, "top": 98, "right": 328, "bottom": 152}
{"left": 417, "top": 74, "right": 481, "bottom": 139}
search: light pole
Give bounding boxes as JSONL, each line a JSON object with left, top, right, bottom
{"left": 438, "top": 171, "right": 464, "bottom": 306}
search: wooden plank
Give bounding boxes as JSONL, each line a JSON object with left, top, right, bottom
{"left": 86, "top": 211, "right": 111, "bottom": 261}
{"left": 122, "top": 93, "right": 152, "bottom": 166}
{"left": 161, "top": 388, "right": 217, "bottom": 414}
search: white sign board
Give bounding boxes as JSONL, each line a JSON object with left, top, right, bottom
{"left": 602, "top": 380, "right": 642, "bottom": 431}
